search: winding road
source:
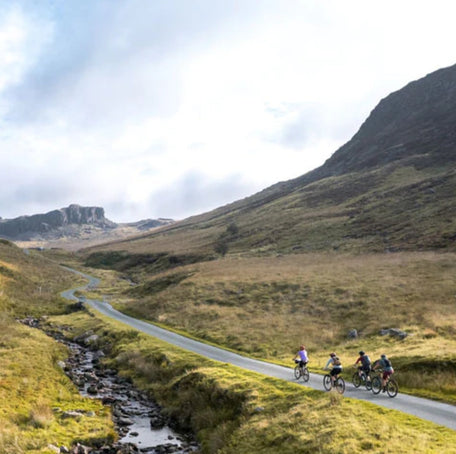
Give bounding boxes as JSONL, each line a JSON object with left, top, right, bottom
{"left": 61, "top": 268, "right": 456, "bottom": 431}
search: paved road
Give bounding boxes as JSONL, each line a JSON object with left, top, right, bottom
{"left": 61, "top": 268, "right": 456, "bottom": 431}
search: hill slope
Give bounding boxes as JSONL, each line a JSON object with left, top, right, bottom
{"left": 83, "top": 63, "right": 456, "bottom": 266}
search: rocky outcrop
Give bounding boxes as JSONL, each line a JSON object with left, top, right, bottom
{"left": 0, "top": 205, "right": 175, "bottom": 247}
{"left": 0, "top": 204, "right": 116, "bottom": 239}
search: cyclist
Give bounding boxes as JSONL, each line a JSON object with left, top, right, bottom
{"left": 373, "top": 354, "right": 394, "bottom": 392}
{"left": 324, "top": 352, "right": 342, "bottom": 384}
{"left": 354, "top": 350, "right": 372, "bottom": 379}
{"left": 294, "top": 345, "right": 309, "bottom": 369}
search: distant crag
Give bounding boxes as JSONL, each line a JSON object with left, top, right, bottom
{"left": 0, "top": 204, "right": 116, "bottom": 240}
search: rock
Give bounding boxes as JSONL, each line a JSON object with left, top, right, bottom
{"left": 347, "top": 329, "right": 358, "bottom": 339}
{"left": 102, "top": 396, "right": 117, "bottom": 405}
{"left": 115, "top": 442, "right": 140, "bottom": 453}
{"left": 150, "top": 415, "right": 166, "bottom": 429}
{"left": 85, "top": 334, "right": 100, "bottom": 346}
{"left": 62, "top": 410, "right": 84, "bottom": 419}
{"left": 379, "top": 328, "right": 408, "bottom": 339}
{"left": 87, "top": 385, "right": 99, "bottom": 395}
{"left": 57, "top": 360, "right": 67, "bottom": 369}
{"left": 117, "top": 417, "right": 134, "bottom": 426}
{"left": 47, "top": 445, "right": 60, "bottom": 453}
{"left": 71, "top": 443, "right": 91, "bottom": 454}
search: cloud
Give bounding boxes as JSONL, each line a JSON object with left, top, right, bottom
{"left": 147, "top": 172, "right": 258, "bottom": 220}
{"left": 2, "top": 0, "right": 268, "bottom": 130}
{"left": 1, "top": 0, "right": 456, "bottom": 223}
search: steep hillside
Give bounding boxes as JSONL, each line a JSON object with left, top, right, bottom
{"left": 83, "top": 63, "right": 456, "bottom": 269}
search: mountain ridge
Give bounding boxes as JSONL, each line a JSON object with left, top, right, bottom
{"left": 0, "top": 204, "right": 174, "bottom": 250}
{"left": 0, "top": 204, "right": 114, "bottom": 237}
{"left": 82, "top": 63, "right": 456, "bottom": 260}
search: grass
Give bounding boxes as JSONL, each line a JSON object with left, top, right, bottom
{"left": 0, "top": 318, "right": 115, "bottom": 453}
{"left": 43, "top": 308, "right": 456, "bottom": 454}
{"left": 81, "top": 164, "right": 456, "bottom": 262}
{"left": 0, "top": 241, "right": 116, "bottom": 453}
{"left": 82, "top": 250, "right": 456, "bottom": 404}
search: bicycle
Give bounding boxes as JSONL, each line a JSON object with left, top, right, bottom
{"left": 352, "top": 368, "right": 372, "bottom": 390}
{"left": 371, "top": 370, "right": 398, "bottom": 397}
{"left": 323, "top": 373, "right": 345, "bottom": 394}
{"left": 294, "top": 360, "right": 310, "bottom": 382}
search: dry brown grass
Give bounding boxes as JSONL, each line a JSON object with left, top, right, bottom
{"left": 113, "top": 251, "right": 456, "bottom": 353}
{"left": 93, "top": 250, "right": 455, "bottom": 401}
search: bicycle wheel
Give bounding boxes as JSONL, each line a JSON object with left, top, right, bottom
{"left": 294, "top": 365, "right": 301, "bottom": 380}
{"left": 365, "top": 375, "right": 372, "bottom": 391}
{"left": 386, "top": 379, "right": 398, "bottom": 398}
{"left": 371, "top": 376, "right": 382, "bottom": 394}
{"left": 352, "top": 372, "right": 361, "bottom": 388}
{"left": 301, "top": 367, "right": 310, "bottom": 382}
{"left": 323, "top": 374, "right": 332, "bottom": 391}
{"left": 335, "top": 377, "right": 345, "bottom": 394}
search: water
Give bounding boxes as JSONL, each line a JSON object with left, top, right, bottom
{"left": 61, "top": 337, "right": 199, "bottom": 453}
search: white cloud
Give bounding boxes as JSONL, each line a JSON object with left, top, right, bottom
{"left": 1, "top": 0, "right": 456, "bottom": 222}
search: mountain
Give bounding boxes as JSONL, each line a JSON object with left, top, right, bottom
{"left": 0, "top": 204, "right": 115, "bottom": 238}
{"left": 83, "top": 63, "right": 456, "bottom": 266}
{"left": 0, "top": 204, "right": 174, "bottom": 250}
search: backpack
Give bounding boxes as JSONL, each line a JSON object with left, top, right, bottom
{"left": 333, "top": 357, "right": 341, "bottom": 366}
{"left": 383, "top": 358, "right": 392, "bottom": 368}
{"left": 361, "top": 355, "right": 371, "bottom": 367}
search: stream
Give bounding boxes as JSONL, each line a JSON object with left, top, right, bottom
{"left": 21, "top": 317, "right": 199, "bottom": 454}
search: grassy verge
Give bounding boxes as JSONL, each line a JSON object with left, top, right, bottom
{"left": 46, "top": 309, "right": 456, "bottom": 454}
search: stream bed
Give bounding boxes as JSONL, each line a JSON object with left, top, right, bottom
{"left": 21, "top": 317, "right": 199, "bottom": 454}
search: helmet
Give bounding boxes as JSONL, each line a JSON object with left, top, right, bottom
{"left": 330, "top": 352, "right": 336, "bottom": 357}
{"left": 381, "top": 354, "right": 386, "bottom": 358}
{"left": 300, "top": 345, "right": 305, "bottom": 349}
{"left": 359, "top": 351, "right": 365, "bottom": 355}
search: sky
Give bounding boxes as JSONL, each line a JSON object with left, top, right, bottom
{"left": 1, "top": 1, "right": 456, "bottom": 223}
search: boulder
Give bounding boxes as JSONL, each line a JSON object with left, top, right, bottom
{"left": 379, "top": 328, "right": 408, "bottom": 340}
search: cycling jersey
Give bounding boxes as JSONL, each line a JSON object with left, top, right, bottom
{"left": 298, "top": 349, "right": 308, "bottom": 363}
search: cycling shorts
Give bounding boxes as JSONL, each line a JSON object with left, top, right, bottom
{"left": 382, "top": 370, "right": 393, "bottom": 380}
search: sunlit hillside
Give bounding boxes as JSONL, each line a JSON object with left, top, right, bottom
{"left": 75, "top": 64, "right": 456, "bottom": 406}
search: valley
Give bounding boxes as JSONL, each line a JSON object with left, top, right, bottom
{"left": 1, "top": 62, "right": 456, "bottom": 453}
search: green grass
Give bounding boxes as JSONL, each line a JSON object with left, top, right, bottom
{"left": 0, "top": 241, "right": 116, "bottom": 453}
{"left": 45, "top": 309, "right": 456, "bottom": 454}
{"left": 0, "top": 317, "right": 115, "bottom": 453}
